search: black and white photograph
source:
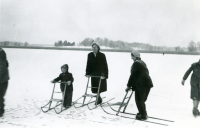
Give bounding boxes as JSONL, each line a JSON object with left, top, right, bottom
{"left": 0, "top": 0, "right": 200, "bottom": 128}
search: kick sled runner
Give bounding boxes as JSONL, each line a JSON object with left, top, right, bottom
{"left": 73, "top": 76, "right": 114, "bottom": 110}
{"left": 100, "top": 90, "right": 174, "bottom": 126}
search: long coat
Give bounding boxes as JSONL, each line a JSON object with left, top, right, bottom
{"left": 0, "top": 48, "right": 9, "bottom": 84}
{"left": 183, "top": 62, "right": 200, "bottom": 86}
{"left": 86, "top": 52, "right": 108, "bottom": 93}
{"left": 127, "top": 59, "right": 153, "bottom": 91}
{"left": 54, "top": 72, "right": 74, "bottom": 92}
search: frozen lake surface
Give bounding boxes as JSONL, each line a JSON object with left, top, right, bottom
{"left": 0, "top": 48, "right": 199, "bottom": 128}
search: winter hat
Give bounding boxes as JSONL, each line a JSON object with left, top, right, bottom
{"left": 61, "top": 64, "right": 68, "bottom": 70}
{"left": 131, "top": 50, "right": 140, "bottom": 58}
{"left": 92, "top": 42, "right": 100, "bottom": 50}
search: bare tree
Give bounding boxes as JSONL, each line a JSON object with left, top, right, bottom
{"left": 24, "top": 42, "right": 29, "bottom": 47}
{"left": 58, "top": 40, "right": 63, "bottom": 46}
{"left": 188, "top": 41, "right": 196, "bottom": 52}
{"left": 197, "top": 41, "right": 200, "bottom": 51}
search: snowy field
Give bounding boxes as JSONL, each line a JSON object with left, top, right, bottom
{"left": 0, "top": 48, "right": 200, "bottom": 128}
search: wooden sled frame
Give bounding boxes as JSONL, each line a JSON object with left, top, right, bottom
{"left": 41, "top": 82, "right": 73, "bottom": 114}
{"left": 100, "top": 90, "right": 174, "bottom": 126}
{"left": 73, "top": 76, "right": 114, "bottom": 110}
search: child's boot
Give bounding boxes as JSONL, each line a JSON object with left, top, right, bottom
{"left": 193, "top": 108, "right": 199, "bottom": 117}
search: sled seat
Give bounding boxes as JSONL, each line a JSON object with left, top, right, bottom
{"left": 83, "top": 94, "right": 97, "bottom": 97}
{"left": 50, "top": 99, "right": 62, "bottom": 102}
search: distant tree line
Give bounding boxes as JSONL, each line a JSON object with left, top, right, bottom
{"left": 80, "top": 37, "right": 132, "bottom": 50}
{"left": 0, "top": 41, "right": 29, "bottom": 47}
{"left": 79, "top": 37, "right": 177, "bottom": 51}
{"left": 54, "top": 40, "right": 75, "bottom": 46}
{"left": 1, "top": 39, "right": 199, "bottom": 52}
{"left": 79, "top": 37, "right": 200, "bottom": 52}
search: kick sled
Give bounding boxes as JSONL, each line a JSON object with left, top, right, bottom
{"left": 100, "top": 89, "right": 174, "bottom": 126}
{"left": 41, "top": 82, "right": 74, "bottom": 114}
{"left": 73, "top": 76, "right": 114, "bottom": 110}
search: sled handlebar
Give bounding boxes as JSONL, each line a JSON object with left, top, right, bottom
{"left": 91, "top": 76, "right": 102, "bottom": 78}
{"left": 53, "top": 82, "right": 68, "bottom": 84}
{"left": 85, "top": 75, "right": 103, "bottom": 78}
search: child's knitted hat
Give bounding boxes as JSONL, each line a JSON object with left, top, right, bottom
{"left": 61, "top": 64, "right": 68, "bottom": 70}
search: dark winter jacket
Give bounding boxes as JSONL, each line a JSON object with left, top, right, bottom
{"left": 86, "top": 52, "right": 108, "bottom": 93}
{"left": 54, "top": 72, "right": 74, "bottom": 92}
{"left": 183, "top": 62, "right": 200, "bottom": 86}
{"left": 127, "top": 59, "right": 153, "bottom": 91}
{"left": 0, "top": 48, "right": 9, "bottom": 84}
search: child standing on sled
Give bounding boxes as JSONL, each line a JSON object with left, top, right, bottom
{"left": 182, "top": 59, "right": 200, "bottom": 117}
{"left": 51, "top": 64, "right": 74, "bottom": 108}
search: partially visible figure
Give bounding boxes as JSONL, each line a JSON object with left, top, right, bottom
{"left": 163, "top": 53, "right": 165, "bottom": 56}
{"left": 85, "top": 42, "right": 108, "bottom": 105}
{"left": 182, "top": 59, "right": 200, "bottom": 117}
{"left": 0, "top": 48, "right": 9, "bottom": 117}
{"left": 51, "top": 64, "right": 74, "bottom": 108}
{"left": 126, "top": 50, "right": 153, "bottom": 121}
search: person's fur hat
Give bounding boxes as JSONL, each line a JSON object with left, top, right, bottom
{"left": 92, "top": 42, "right": 100, "bottom": 50}
{"left": 131, "top": 50, "right": 140, "bottom": 58}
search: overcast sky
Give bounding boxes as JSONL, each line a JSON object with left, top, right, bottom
{"left": 0, "top": 0, "right": 200, "bottom": 47}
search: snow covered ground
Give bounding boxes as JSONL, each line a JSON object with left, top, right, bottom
{"left": 0, "top": 48, "right": 200, "bottom": 128}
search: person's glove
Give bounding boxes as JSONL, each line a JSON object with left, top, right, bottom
{"left": 51, "top": 80, "right": 56, "bottom": 83}
{"left": 101, "top": 76, "right": 105, "bottom": 79}
{"left": 181, "top": 79, "right": 185, "bottom": 86}
{"left": 125, "top": 86, "right": 131, "bottom": 92}
{"left": 85, "top": 75, "right": 90, "bottom": 78}
{"left": 66, "top": 81, "right": 71, "bottom": 86}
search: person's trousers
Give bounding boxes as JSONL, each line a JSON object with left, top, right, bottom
{"left": 0, "top": 81, "right": 8, "bottom": 114}
{"left": 135, "top": 88, "right": 151, "bottom": 115}
{"left": 63, "top": 91, "right": 73, "bottom": 107}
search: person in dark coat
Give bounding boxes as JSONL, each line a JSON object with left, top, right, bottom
{"left": 85, "top": 42, "right": 108, "bottom": 105}
{"left": 126, "top": 50, "right": 153, "bottom": 121}
{"left": 51, "top": 64, "right": 74, "bottom": 108}
{"left": 182, "top": 59, "right": 200, "bottom": 117}
{"left": 0, "top": 48, "right": 9, "bottom": 117}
